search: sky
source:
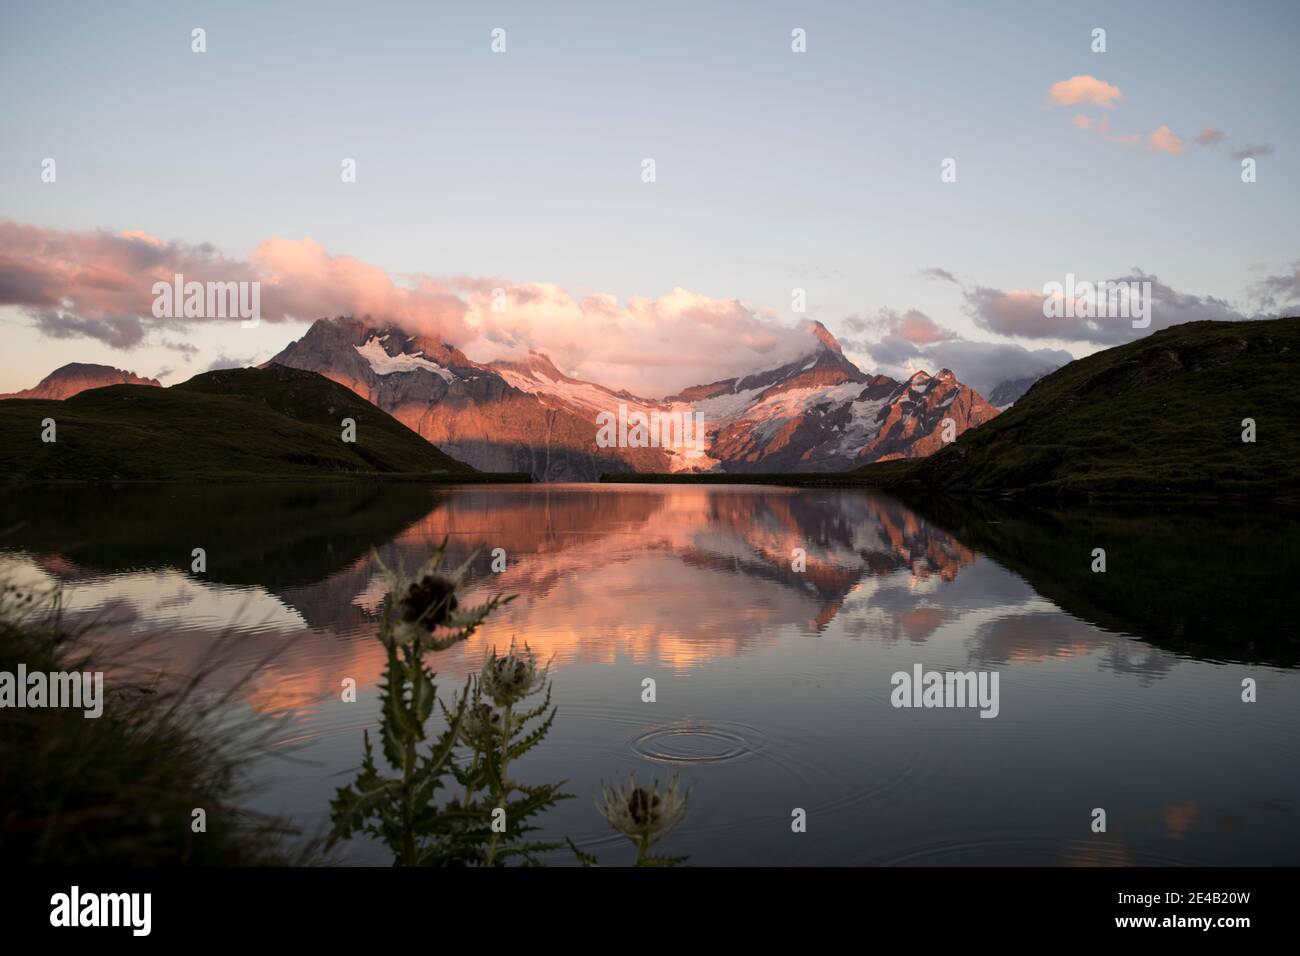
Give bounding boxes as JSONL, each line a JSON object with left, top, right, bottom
{"left": 1, "top": 0, "right": 1297, "bottom": 397}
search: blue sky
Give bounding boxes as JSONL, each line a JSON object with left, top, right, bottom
{"left": 1, "top": 0, "right": 1297, "bottom": 394}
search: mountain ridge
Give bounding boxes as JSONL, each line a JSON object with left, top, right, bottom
{"left": 0, "top": 363, "right": 161, "bottom": 401}
{"left": 269, "top": 315, "right": 998, "bottom": 479}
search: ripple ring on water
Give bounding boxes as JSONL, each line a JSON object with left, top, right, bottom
{"left": 631, "top": 721, "right": 764, "bottom": 766}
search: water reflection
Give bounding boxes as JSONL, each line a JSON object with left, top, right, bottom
{"left": 1, "top": 483, "right": 1296, "bottom": 865}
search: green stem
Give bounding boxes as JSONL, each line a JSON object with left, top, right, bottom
{"left": 464, "top": 750, "right": 479, "bottom": 806}
{"left": 402, "top": 650, "right": 418, "bottom": 866}
{"left": 484, "top": 703, "right": 513, "bottom": 866}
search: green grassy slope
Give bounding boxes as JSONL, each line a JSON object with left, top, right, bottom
{"left": 856, "top": 317, "right": 1300, "bottom": 499}
{"left": 0, "top": 364, "right": 499, "bottom": 481}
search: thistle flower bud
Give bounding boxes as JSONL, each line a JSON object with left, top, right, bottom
{"left": 596, "top": 773, "right": 689, "bottom": 844}
{"left": 479, "top": 643, "right": 547, "bottom": 708}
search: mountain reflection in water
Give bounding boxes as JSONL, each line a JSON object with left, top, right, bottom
{"left": 1, "top": 483, "right": 1296, "bottom": 865}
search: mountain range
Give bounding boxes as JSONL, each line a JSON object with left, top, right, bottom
{"left": 0, "top": 318, "right": 1004, "bottom": 481}
{"left": 265, "top": 316, "right": 1001, "bottom": 480}
{"left": 4, "top": 316, "right": 1295, "bottom": 496}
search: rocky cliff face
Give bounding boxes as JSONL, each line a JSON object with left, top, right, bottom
{"left": 855, "top": 369, "right": 1000, "bottom": 463}
{"left": 0, "top": 363, "right": 161, "bottom": 400}
{"left": 269, "top": 316, "right": 1001, "bottom": 479}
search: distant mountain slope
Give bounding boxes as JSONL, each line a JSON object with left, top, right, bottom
{"left": 0, "top": 364, "right": 484, "bottom": 480}
{"left": 0, "top": 363, "right": 160, "bottom": 400}
{"left": 856, "top": 318, "right": 1300, "bottom": 499}
{"left": 270, "top": 316, "right": 999, "bottom": 478}
{"left": 986, "top": 375, "right": 1040, "bottom": 409}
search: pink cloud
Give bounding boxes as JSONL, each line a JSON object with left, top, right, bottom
{"left": 1058, "top": 86, "right": 1232, "bottom": 161}
{"left": 841, "top": 308, "right": 958, "bottom": 346}
{"left": 1070, "top": 114, "right": 1169, "bottom": 150}
{"left": 1048, "top": 75, "right": 1123, "bottom": 109}
{"left": 0, "top": 220, "right": 813, "bottom": 396}
{"left": 253, "top": 237, "right": 466, "bottom": 342}
{"left": 1146, "top": 125, "right": 1185, "bottom": 155}
{"left": 454, "top": 281, "right": 809, "bottom": 394}
{"left": 891, "top": 309, "right": 956, "bottom": 345}
{"left": 0, "top": 221, "right": 262, "bottom": 346}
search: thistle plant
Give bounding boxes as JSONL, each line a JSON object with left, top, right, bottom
{"left": 329, "top": 543, "right": 692, "bottom": 866}
{"left": 327, "top": 544, "right": 569, "bottom": 866}
{"left": 328, "top": 545, "right": 500, "bottom": 864}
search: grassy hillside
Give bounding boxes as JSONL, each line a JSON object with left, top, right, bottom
{"left": 0, "top": 364, "right": 524, "bottom": 481}
{"left": 853, "top": 317, "right": 1300, "bottom": 500}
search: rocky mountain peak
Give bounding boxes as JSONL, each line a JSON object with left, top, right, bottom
{"left": 809, "top": 320, "right": 844, "bottom": 355}
{"left": 489, "top": 350, "right": 569, "bottom": 382}
{"left": 0, "top": 363, "right": 161, "bottom": 401}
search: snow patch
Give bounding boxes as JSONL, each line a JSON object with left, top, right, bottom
{"left": 355, "top": 336, "right": 454, "bottom": 382}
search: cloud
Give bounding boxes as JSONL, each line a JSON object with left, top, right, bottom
{"left": 32, "top": 311, "right": 149, "bottom": 348}
{"left": 1249, "top": 261, "right": 1300, "bottom": 311}
{"left": 846, "top": 307, "right": 957, "bottom": 346}
{"left": 839, "top": 308, "right": 1068, "bottom": 397}
{"left": 0, "top": 221, "right": 467, "bottom": 344}
{"left": 0, "top": 221, "right": 259, "bottom": 326}
{"left": 1229, "top": 143, "right": 1275, "bottom": 161}
{"left": 253, "top": 237, "right": 467, "bottom": 342}
{"left": 1189, "top": 129, "right": 1277, "bottom": 163}
{"left": 0, "top": 219, "right": 813, "bottom": 397}
{"left": 1054, "top": 83, "right": 1260, "bottom": 161}
{"left": 914, "top": 339, "right": 1071, "bottom": 396}
{"left": 1070, "top": 114, "right": 1142, "bottom": 145}
{"left": 1147, "top": 125, "right": 1185, "bottom": 155}
{"left": 206, "top": 355, "right": 257, "bottom": 371}
{"left": 841, "top": 309, "right": 955, "bottom": 375}
{"left": 1048, "top": 75, "right": 1123, "bottom": 109}
{"left": 454, "top": 281, "right": 811, "bottom": 395}
{"left": 856, "top": 259, "right": 1292, "bottom": 395}
{"left": 920, "top": 267, "right": 959, "bottom": 284}
{"left": 1072, "top": 115, "right": 1187, "bottom": 153}
{"left": 964, "top": 273, "right": 1249, "bottom": 345}
{"left": 161, "top": 339, "right": 200, "bottom": 361}
{"left": 962, "top": 288, "right": 1053, "bottom": 338}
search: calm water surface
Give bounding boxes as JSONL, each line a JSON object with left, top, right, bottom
{"left": 2, "top": 483, "right": 1297, "bottom": 866}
